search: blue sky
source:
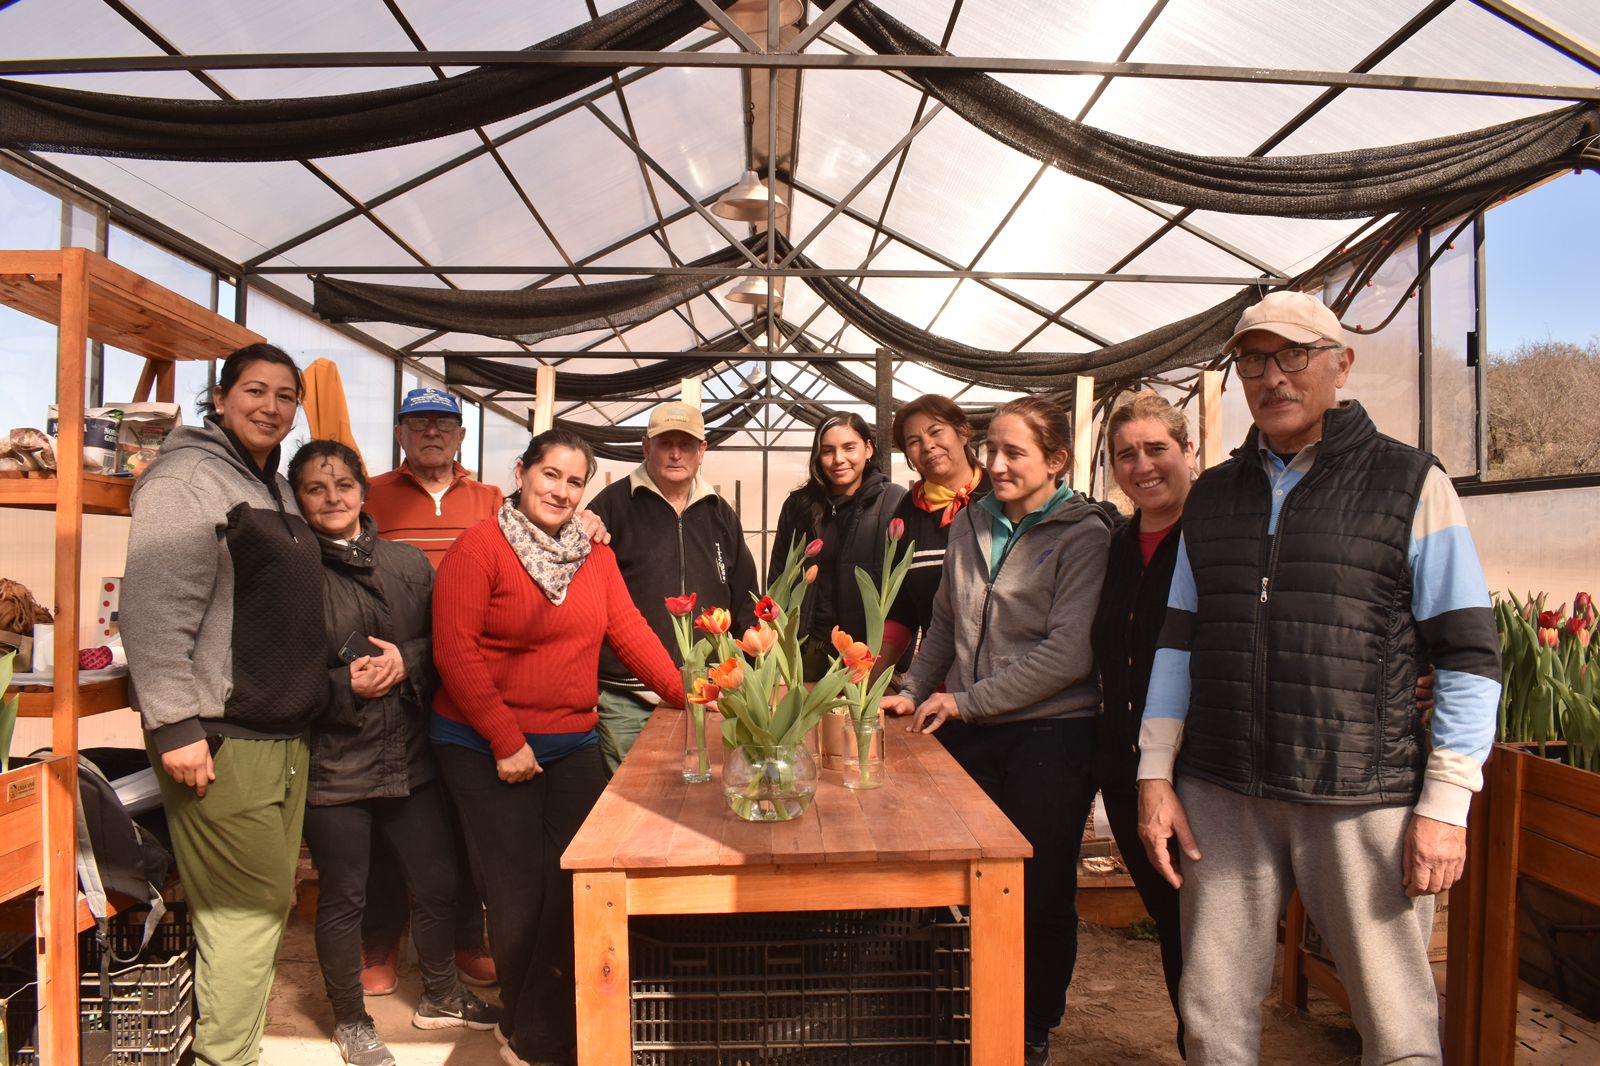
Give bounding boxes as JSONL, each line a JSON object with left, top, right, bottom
{"left": 1485, "top": 170, "right": 1600, "bottom": 353}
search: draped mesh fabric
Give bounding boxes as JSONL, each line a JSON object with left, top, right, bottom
{"left": 0, "top": 0, "right": 733, "bottom": 162}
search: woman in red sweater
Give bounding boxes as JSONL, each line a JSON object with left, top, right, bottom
{"left": 431, "top": 428, "right": 682, "bottom": 1066}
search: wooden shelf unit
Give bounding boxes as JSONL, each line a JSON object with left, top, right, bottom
{"left": 0, "top": 247, "right": 262, "bottom": 1060}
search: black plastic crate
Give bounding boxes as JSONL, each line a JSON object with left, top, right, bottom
{"left": 11, "top": 903, "right": 194, "bottom": 1066}
{"left": 629, "top": 907, "right": 971, "bottom": 1065}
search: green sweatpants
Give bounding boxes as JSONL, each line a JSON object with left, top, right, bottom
{"left": 148, "top": 734, "right": 309, "bottom": 1066}
{"left": 596, "top": 687, "right": 655, "bottom": 776}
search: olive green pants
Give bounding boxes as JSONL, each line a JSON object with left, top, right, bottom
{"left": 596, "top": 687, "right": 655, "bottom": 776}
{"left": 148, "top": 734, "right": 309, "bottom": 1066}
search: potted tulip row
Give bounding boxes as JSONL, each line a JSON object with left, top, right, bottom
{"left": 1494, "top": 590, "right": 1598, "bottom": 772}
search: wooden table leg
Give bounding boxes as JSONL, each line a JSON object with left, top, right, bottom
{"left": 1281, "top": 891, "right": 1309, "bottom": 1011}
{"left": 970, "top": 858, "right": 1024, "bottom": 1065}
{"left": 573, "top": 871, "right": 630, "bottom": 1066}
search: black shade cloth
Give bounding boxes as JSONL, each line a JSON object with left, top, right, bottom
{"left": 443, "top": 329, "right": 752, "bottom": 399}
{"left": 0, "top": 0, "right": 730, "bottom": 162}
{"left": 317, "top": 237, "right": 758, "bottom": 343}
{"left": 837, "top": 2, "right": 1600, "bottom": 220}
{"left": 555, "top": 381, "right": 762, "bottom": 461}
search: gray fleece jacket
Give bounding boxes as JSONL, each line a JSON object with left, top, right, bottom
{"left": 901, "top": 489, "right": 1111, "bottom": 723}
{"left": 121, "top": 419, "right": 327, "bottom": 752}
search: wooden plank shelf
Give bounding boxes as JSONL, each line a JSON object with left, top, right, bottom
{"left": 0, "top": 250, "right": 261, "bottom": 363}
{"left": 12, "top": 677, "right": 131, "bottom": 718}
{"left": 0, "top": 473, "right": 133, "bottom": 516}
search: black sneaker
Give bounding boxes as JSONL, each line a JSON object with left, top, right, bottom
{"left": 1025, "top": 1041, "right": 1053, "bottom": 1066}
{"left": 412, "top": 987, "right": 501, "bottom": 1030}
{"left": 332, "top": 1015, "right": 395, "bottom": 1066}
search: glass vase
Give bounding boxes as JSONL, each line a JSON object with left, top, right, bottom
{"left": 721, "top": 742, "right": 818, "bottom": 822}
{"left": 842, "top": 710, "right": 885, "bottom": 790}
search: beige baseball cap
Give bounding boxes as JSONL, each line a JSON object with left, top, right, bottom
{"left": 646, "top": 401, "right": 706, "bottom": 441}
{"left": 1224, "top": 290, "right": 1345, "bottom": 354}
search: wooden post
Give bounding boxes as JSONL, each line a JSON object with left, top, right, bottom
{"left": 1281, "top": 892, "right": 1309, "bottom": 1010}
{"left": 532, "top": 365, "right": 556, "bottom": 434}
{"left": 43, "top": 249, "right": 86, "bottom": 1062}
{"left": 679, "top": 377, "right": 702, "bottom": 408}
{"left": 969, "top": 859, "right": 1025, "bottom": 1065}
{"left": 573, "top": 872, "right": 631, "bottom": 1065}
{"left": 1444, "top": 786, "right": 1492, "bottom": 1065}
{"left": 1199, "top": 369, "right": 1225, "bottom": 472}
{"left": 1478, "top": 749, "right": 1525, "bottom": 1066}
{"left": 1071, "top": 376, "right": 1094, "bottom": 494}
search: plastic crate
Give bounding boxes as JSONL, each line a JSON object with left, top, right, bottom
{"left": 11, "top": 904, "right": 194, "bottom": 1066}
{"left": 629, "top": 907, "right": 971, "bottom": 1065}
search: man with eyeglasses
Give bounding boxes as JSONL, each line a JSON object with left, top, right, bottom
{"left": 1135, "top": 290, "right": 1500, "bottom": 1064}
{"left": 360, "top": 386, "right": 502, "bottom": 997}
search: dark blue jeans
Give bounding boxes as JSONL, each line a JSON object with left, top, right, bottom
{"left": 938, "top": 715, "right": 1098, "bottom": 1046}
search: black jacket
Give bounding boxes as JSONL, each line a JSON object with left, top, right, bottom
{"left": 886, "top": 471, "right": 992, "bottom": 649}
{"left": 1172, "top": 401, "right": 1437, "bottom": 803}
{"left": 769, "top": 467, "right": 907, "bottom": 647}
{"left": 1090, "top": 512, "right": 1181, "bottom": 791}
{"left": 587, "top": 472, "right": 758, "bottom": 687}
{"left": 308, "top": 513, "right": 438, "bottom": 807}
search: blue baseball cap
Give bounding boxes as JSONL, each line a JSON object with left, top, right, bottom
{"left": 398, "top": 387, "right": 461, "bottom": 420}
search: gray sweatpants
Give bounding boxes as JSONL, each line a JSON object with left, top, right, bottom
{"left": 1176, "top": 777, "right": 1439, "bottom": 1066}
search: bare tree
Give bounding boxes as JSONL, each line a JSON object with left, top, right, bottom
{"left": 1486, "top": 339, "right": 1600, "bottom": 480}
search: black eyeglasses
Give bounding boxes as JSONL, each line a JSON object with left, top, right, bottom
{"left": 1231, "top": 343, "right": 1342, "bottom": 379}
{"left": 400, "top": 415, "right": 462, "bottom": 431}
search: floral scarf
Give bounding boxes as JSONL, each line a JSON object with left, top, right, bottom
{"left": 497, "top": 500, "right": 591, "bottom": 604}
{"left": 911, "top": 466, "right": 984, "bottom": 528}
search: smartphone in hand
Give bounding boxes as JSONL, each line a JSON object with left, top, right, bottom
{"left": 337, "top": 632, "right": 380, "bottom": 664}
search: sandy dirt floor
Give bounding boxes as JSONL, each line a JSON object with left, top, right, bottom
{"left": 260, "top": 912, "right": 1365, "bottom": 1065}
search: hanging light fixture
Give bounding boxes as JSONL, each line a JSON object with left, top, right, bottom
{"left": 712, "top": 170, "right": 788, "bottom": 222}
{"left": 728, "top": 275, "right": 781, "bottom": 306}
{"left": 704, "top": 0, "right": 803, "bottom": 34}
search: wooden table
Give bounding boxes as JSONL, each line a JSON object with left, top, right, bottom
{"left": 563, "top": 708, "right": 1032, "bottom": 1065}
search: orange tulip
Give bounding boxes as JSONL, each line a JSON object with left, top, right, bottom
{"left": 695, "top": 607, "right": 732, "bottom": 635}
{"left": 708, "top": 657, "right": 745, "bottom": 692}
{"left": 736, "top": 625, "right": 779, "bottom": 658}
{"left": 831, "top": 626, "right": 869, "bottom": 661}
{"left": 686, "top": 677, "right": 720, "bottom": 704}
{"left": 804, "top": 564, "right": 819, "bottom": 585}
{"left": 1538, "top": 626, "right": 1560, "bottom": 648}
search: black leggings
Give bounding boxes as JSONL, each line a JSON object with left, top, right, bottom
{"left": 301, "top": 782, "right": 461, "bottom": 1022}
{"left": 937, "top": 715, "right": 1098, "bottom": 1046}
{"left": 435, "top": 742, "right": 607, "bottom": 1065}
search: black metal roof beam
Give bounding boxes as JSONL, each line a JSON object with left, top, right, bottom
{"left": 264, "top": 264, "right": 1269, "bottom": 282}
{"left": 7, "top": 51, "right": 1597, "bottom": 101}
{"left": 1470, "top": 0, "right": 1600, "bottom": 77}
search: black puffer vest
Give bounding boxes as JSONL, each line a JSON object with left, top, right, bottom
{"left": 1178, "top": 402, "right": 1437, "bottom": 804}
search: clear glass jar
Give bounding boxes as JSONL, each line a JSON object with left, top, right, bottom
{"left": 721, "top": 741, "right": 818, "bottom": 821}
{"left": 842, "top": 711, "right": 885, "bottom": 790}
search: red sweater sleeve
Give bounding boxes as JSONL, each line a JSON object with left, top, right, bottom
{"left": 598, "top": 549, "right": 686, "bottom": 708}
{"left": 432, "top": 536, "right": 526, "bottom": 759}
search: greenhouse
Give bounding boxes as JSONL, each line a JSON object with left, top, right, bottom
{"left": 1, "top": 0, "right": 1598, "bottom": 1063}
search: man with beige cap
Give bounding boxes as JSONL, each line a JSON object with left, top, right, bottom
{"left": 1136, "top": 289, "right": 1501, "bottom": 1063}
{"left": 586, "top": 401, "right": 758, "bottom": 772}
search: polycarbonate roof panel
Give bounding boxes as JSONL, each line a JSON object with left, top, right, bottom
{"left": 394, "top": 0, "right": 596, "bottom": 51}
{"left": 0, "top": 0, "right": 213, "bottom": 97}
{"left": 974, "top": 167, "right": 1171, "bottom": 283}
{"left": 877, "top": 108, "right": 1042, "bottom": 267}
{"left": 369, "top": 153, "right": 563, "bottom": 266}
{"left": 595, "top": 65, "right": 747, "bottom": 206}
{"left": 262, "top": 214, "right": 435, "bottom": 274}
{"left": 34, "top": 154, "right": 352, "bottom": 264}
{"left": 313, "top": 133, "right": 489, "bottom": 206}
{"left": 417, "top": 333, "right": 526, "bottom": 352}
{"left": 794, "top": 66, "right": 926, "bottom": 221}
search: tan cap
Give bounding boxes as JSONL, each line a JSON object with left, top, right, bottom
{"left": 1223, "top": 290, "right": 1345, "bottom": 354}
{"left": 646, "top": 401, "right": 706, "bottom": 441}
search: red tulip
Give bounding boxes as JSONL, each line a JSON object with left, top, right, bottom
{"left": 805, "top": 538, "right": 824, "bottom": 558}
{"left": 888, "top": 517, "right": 905, "bottom": 542}
{"left": 664, "top": 593, "right": 697, "bottom": 617}
{"left": 804, "top": 564, "right": 818, "bottom": 585}
{"left": 708, "top": 657, "right": 745, "bottom": 692}
{"left": 736, "top": 625, "right": 779, "bottom": 658}
{"left": 1576, "top": 591, "right": 1594, "bottom": 617}
{"left": 754, "top": 595, "right": 779, "bottom": 622}
{"left": 1567, "top": 615, "right": 1588, "bottom": 637}
{"left": 1538, "top": 609, "right": 1563, "bottom": 629}
{"left": 695, "top": 607, "right": 732, "bottom": 635}
{"left": 686, "top": 677, "right": 720, "bottom": 705}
